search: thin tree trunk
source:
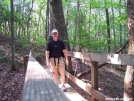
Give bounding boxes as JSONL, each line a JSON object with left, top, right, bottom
{"left": 22, "top": 0, "right": 26, "bottom": 39}
{"left": 119, "top": 0, "right": 123, "bottom": 48}
{"left": 124, "top": 0, "right": 134, "bottom": 100}
{"left": 17, "top": 0, "right": 21, "bottom": 38}
{"left": 46, "top": 0, "right": 50, "bottom": 41}
{"left": 88, "top": 3, "right": 91, "bottom": 52}
{"left": 10, "top": 0, "right": 16, "bottom": 71}
{"left": 26, "top": 0, "right": 34, "bottom": 40}
{"left": 111, "top": 0, "right": 116, "bottom": 51}
{"left": 35, "top": 5, "right": 45, "bottom": 37}
{"left": 41, "top": 16, "right": 45, "bottom": 38}
{"left": 72, "top": 3, "right": 78, "bottom": 51}
{"left": 105, "top": 8, "right": 111, "bottom": 52}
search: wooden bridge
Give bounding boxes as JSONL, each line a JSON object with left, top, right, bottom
{"left": 21, "top": 51, "right": 134, "bottom": 101}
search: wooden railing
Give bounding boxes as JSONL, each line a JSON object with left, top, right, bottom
{"left": 22, "top": 51, "right": 134, "bottom": 101}
{"left": 66, "top": 51, "right": 134, "bottom": 101}
{"left": 21, "top": 55, "right": 70, "bottom": 101}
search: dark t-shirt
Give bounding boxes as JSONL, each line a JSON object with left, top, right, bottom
{"left": 46, "top": 39, "right": 66, "bottom": 58}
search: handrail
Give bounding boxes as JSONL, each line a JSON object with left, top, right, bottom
{"left": 21, "top": 55, "right": 70, "bottom": 101}
{"left": 67, "top": 51, "right": 134, "bottom": 66}
{"left": 66, "top": 51, "right": 134, "bottom": 101}
{"left": 65, "top": 71, "right": 109, "bottom": 101}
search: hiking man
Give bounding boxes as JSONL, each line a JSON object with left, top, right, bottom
{"left": 46, "top": 29, "right": 69, "bottom": 91}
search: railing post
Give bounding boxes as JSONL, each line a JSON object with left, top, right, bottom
{"left": 91, "top": 61, "right": 98, "bottom": 101}
{"left": 23, "top": 55, "right": 29, "bottom": 74}
{"left": 66, "top": 57, "right": 74, "bottom": 84}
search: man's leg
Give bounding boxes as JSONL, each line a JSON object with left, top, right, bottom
{"left": 59, "top": 69, "right": 65, "bottom": 86}
{"left": 50, "top": 58, "right": 58, "bottom": 85}
{"left": 53, "top": 71, "right": 58, "bottom": 85}
{"left": 58, "top": 57, "right": 66, "bottom": 91}
{"left": 59, "top": 69, "right": 67, "bottom": 91}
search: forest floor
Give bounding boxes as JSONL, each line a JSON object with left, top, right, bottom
{"left": 0, "top": 34, "right": 125, "bottom": 101}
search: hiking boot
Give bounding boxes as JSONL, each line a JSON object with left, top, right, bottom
{"left": 62, "top": 85, "right": 67, "bottom": 92}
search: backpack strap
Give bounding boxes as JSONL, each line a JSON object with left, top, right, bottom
{"left": 53, "top": 57, "right": 61, "bottom": 66}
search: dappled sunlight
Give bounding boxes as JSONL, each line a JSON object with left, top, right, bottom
{"left": 124, "top": 92, "right": 133, "bottom": 101}
{"left": 22, "top": 56, "right": 70, "bottom": 101}
{"left": 107, "top": 54, "right": 122, "bottom": 64}
{"left": 107, "top": 54, "right": 134, "bottom": 66}
{"left": 25, "top": 56, "right": 52, "bottom": 82}
{"left": 98, "top": 87, "right": 103, "bottom": 91}
{"left": 22, "top": 78, "right": 69, "bottom": 101}
{"left": 72, "top": 51, "right": 91, "bottom": 61}
{"left": 73, "top": 52, "right": 84, "bottom": 59}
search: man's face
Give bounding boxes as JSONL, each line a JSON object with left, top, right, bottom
{"left": 52, "top": 32, "right": 58, "bottom": 38}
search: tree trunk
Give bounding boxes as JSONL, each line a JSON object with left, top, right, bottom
{"left": 50, "top": 0, "right": 73, "bottom": 75}
{"left": 124, "top": 0, "right": 134, "bottom": 100}
{"left": 22, "top": 0, "right": 26, "bottom": 39}
{"left": 26, "top": 0, "right": 34, "bottom": 40}
{"left": 46, "top": 0, "right": 50, "bottom": 41}
{"left": 50, "top": 0, "right": 68, "bottom": 41}
{"left": 105, "top": 8, "right": 111, "bottom": 52}
{"left": 111, "top": 0, "right": 116, "bottom": 52}
{"left": 10, "top": 0, "right": 16, "bottom": 71}
{"left": 88, "top": 3, "right": 92, "bottom": 52}
{"left": 119, "top": 0, "right": 123, "bottom": 48}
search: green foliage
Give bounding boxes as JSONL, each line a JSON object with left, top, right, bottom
{"left": 32, "top": 51, "right": 44, "bottom": 59}
{"left": 0, "top": 56, "right": 4, "bottom": 60}
{"left": 63, "top": 0, "right": 128, "bottom": 53}
{"left": 0, "top": 7, "right": 10, "bottom": 22}
{"left": 0, "top": 46, "right": 4, "bottom": 50}
{"left": 0, "top": 0, "right": 128, "bottom": 54}
{"left": 90, "top": 1, "right": 104, "bottom": 8}
{"left": 114, "top": 12, "right": 127, "bottom": 25}
{"left": 32, "top": 37, "right": 46, "bottom": 47}
{"left": 15, "top": 39, "right": 30, "bottom": 50}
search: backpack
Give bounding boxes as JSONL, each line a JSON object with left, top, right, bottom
{"left": 48, "top": 36, "right": 65, "bottom": 58}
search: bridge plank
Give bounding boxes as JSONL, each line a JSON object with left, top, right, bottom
{"left": 21, "top": 55, "right": 70, "bottom": 101}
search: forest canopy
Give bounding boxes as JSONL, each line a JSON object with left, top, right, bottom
{"left": 0, "top": 0, "right": 127, "bottom": 53}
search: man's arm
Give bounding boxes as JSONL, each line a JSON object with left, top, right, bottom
{"left": 62, "top": 49, "right": 68, "bottom": 66}
{"left": 46, "top": 51, "right": 50, "bottom": 68}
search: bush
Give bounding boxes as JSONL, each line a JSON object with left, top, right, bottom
{"left": 15, "top": 39, "right": 31, "bottom": 50}
{"left": 32, "top": 37, "right": 46, "bottom": 47}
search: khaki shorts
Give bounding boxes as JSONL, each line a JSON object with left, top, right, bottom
{"left": 50, "top": 57, "right": 65, "bottom": 72}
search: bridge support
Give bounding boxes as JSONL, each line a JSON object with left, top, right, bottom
{"left": 91, "top": 61, "right": 98, "bottom": 101}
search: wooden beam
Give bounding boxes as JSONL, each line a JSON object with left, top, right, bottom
{"left": 23, "top": 55, "right": 29, "bottom": 74}
{"left": 67, "top": 51, "right": 134, "bottom": 66}
{"left": 65, "top": 71, "right": 110, "bottom": 101}
{"left": 91, "top": 61, "right": 98, "bottom": 101}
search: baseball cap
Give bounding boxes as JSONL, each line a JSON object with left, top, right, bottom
{"left": 51, "top": 29, "right": 58, "bottom": 34}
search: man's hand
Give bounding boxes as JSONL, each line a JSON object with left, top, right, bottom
{"left": 62, "top": 49, "right": 69, "bottom": 66}
{"left": 65, "top": 59, "right": 69, "bottom": 66}
{"left": 46, "top": 51, "right": 50, "bottom": 68}
{"left": 47, "top": 62, "right": 50, "bottom": 68}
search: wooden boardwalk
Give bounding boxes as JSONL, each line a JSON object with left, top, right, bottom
{"left": 44, "top": 68, "right": 88, "bottom": 101}
{"left": 23, "top": 51, "right": 134, "bottom": 101}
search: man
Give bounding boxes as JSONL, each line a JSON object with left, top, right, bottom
{"left": 46, "top": 29, "right": 69, "bottom": 92}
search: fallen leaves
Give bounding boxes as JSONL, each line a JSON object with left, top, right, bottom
{"left": 0, "top": 63, "right": 25, "bottom": 101}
